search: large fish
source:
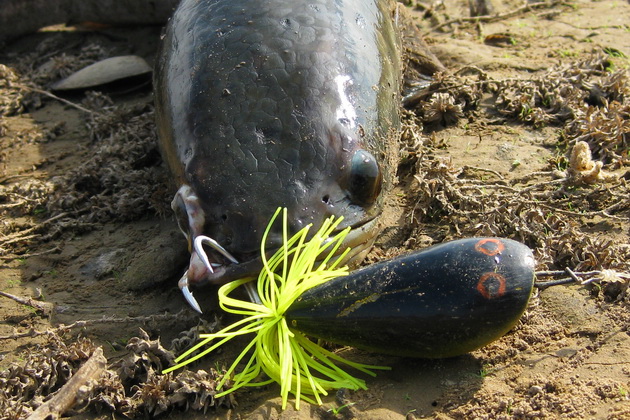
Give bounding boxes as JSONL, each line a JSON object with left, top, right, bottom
{"left": 154, "top": 0, "right": 439, "bottom": 311}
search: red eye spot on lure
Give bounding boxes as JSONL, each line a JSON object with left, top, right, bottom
{"left": 477, "top": 272, "right": 507, "bottom": 299}
{"left": 474, "top": 238, "right": 505, "bottom": 256}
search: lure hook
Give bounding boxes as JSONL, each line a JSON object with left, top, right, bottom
{"left": 181, "top": 235, "right": 261, "bottom": 312}
{"left": 178, "top": 270, "right": 203, "bottom": 314}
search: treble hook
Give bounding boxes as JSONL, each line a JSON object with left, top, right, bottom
{"left": 178, "top": 270, "right": 203, "bottom": 314}
{"left": 180, "top": 235, "right": 261, "bottom": 313}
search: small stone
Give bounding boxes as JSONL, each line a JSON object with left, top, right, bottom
{"left": 79, "top": 248, "right": 127, "bottom": 279}
{"left": 121, "top": 227, "right": 188, "bottom": 290}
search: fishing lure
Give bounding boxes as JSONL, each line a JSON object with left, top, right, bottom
{"left": 164, "top": 208, "right": 535, "bottom": 408}
{"left": 164, "top": 208, "right": 389, "bottom": 408}
{"left": 287, "top": 236, "right": 535, "bottom": 358}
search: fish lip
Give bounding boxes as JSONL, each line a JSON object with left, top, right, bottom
{"left": 336, "top": 216, "right": 382, "bottom": 266}
{"left": 204, "top": 258, "right": 260, "bottom": 284}
{"left": 203, "top": 216, "right": 382, "bottom": 284}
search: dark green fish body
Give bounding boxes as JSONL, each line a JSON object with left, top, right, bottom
{"left": 287, "top": 237, "right": 535, "bottom": 358}
{"left": 155, "top": 0, "right": 402, "bottom": 287}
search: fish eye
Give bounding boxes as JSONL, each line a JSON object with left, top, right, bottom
{"left": 348, "top": 149, "right": 382, "bottom": 206}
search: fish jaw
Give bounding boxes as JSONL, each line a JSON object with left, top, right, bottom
{"left": 172, "top": 185, "right": 236, "bottom": 284}
{"left": 171, "top": 181, "right": 385, "bottom": 313}
{"left": 173, "top": 185, "right": 252, "bottom": 312}
{"left": 177, "top": 247, "right": 222, "bottom": 314}
{"left": 172, "top": 182, "right": 384, "bottom": 285}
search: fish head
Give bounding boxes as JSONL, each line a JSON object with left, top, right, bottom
{"left": 173, "top": 113, "right": 397, "bottom": 289}
{"left": 154, "top": 0, "right": 403, "bottom": 311}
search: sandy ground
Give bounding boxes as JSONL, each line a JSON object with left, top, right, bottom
{"left": 1, "top": 0, "right": 629, "bottom": 419}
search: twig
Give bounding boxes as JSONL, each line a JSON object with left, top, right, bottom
{"left": 0, "top": 201, "right": 27, "bottom": 210}
{"left": 535, "top": 277, "right": 576, "bottom": 288}
{"left": 520, "top": 179, "right": 565, "bottom": 193}
{"left": 534, "top": 202, "right": 629, "bottom": 221}
{"left": 536, "top": 270, "right": 600, "bottom": 277}
{"left": 581, "top": 270, "right": 630, "bottom": 285}
{"left": 456, "top": 177, "right": 564, "bottom": 193}
{"left": 564, "top": 267, "right": 581, "bottom": 283}
{"left": 459, "top": 184, "right": 519, "bottom": 193}
{"left": 0, "top": 174, "right": 44, "bottom": 184}
{"left": 0, "top": 212, "right": 69, "bottom": 246}
{"left": 1, "top": 234, "right": 40, "bottom": 247}
{"left": 534, "top": 269, "right": 629, "bottom": 289}
{"left": 0, "top": 290, "right": 55, "bottom": 315}
{"left": 0, "top": 246, "right": 60, "bottom": 261}
{"left": 0, "top": 310, "right": 197, "bottom": 341}
{"left": 0, "top": 328, "right": 41, "bottom": 341}
{"left": 16, "top": 85, "right": 95, "bottom": 115}
{"left": 462, "top": 165, "right": 505, "bottom": 180}
{"left": 600, "top": 200, "right": 629, "bottom": 216}
{"left": 511, "top": 171, "right": 559, "bottom": 184}
{"left": 27, "top": 347, "right": 107, "bottom": 420}
{"left": 1, "top": 212, "right": 69, "bottom": 238}
{"left": 427, "top": 1, "right": 563, "bottom": 34}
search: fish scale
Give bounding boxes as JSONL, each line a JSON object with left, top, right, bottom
{"left": 155, "top": 0, "right": 405, "bottom": 292}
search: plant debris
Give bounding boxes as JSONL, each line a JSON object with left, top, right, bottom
{"left": 0, "top": 64, "right": 25, "bottom": 116}
{"left": 403, "top": 53, "right": 629, "bottom": 277}
{"left": 0, "top": 39, "right": 171, "bottom": 260}
{"left": 0, "top": 3, "right": 629, "bottom": 417}
{"left": 45, "top": 95, "right": 171, "bottom": 223}
{"left": 0, "top": 328, "right": 233, "bottom": 418}
{"left": 565, "top": 141, "right": 618, "bottom": 185}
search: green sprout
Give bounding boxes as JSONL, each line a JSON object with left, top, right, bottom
{"left": 519, "top": 104, "right": 533, "bottom": 120}
{"left": 163, "top": 208, "right": 389, "bottom": 409}
{"left": 603, "top": 47, "right": 627, "bottom": 58}
{"left": 557, "top": 49, "right": 579, "bottom": 58}
{"left": 327, "top": 402, "right": 356, "bottom": 416}
{"left": 478, "top": 364, "right": 497, "bottom": 378}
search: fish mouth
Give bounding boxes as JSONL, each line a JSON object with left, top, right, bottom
{"left": 180, "top": 214, "right": 382, "bottom": 313}
{"left": 203, "top": 214, "right": 381, "bottom": 284}
{"left": 173, "top": 184, "right": 383, "bottom": 312}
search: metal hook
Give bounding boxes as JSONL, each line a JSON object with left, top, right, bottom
{"left": 194, "top": 235, "right": 239, "bottom": 271}
{"left": 181, "top": 235, "right": 261, "bottom": 312}
{"left": 178, "top": 270, "right": 203, "bottom": 314}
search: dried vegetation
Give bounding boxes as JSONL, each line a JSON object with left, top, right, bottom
{"left": 405, "top": 54, "right": 629, "bottom": 277}
{"left": 0, "top": 328, "right": 232, "bottom": 418}
{"left": 45, "top": 91, "right": 172, "bottom": 223}
{"left": 0, "top": 6, "right": 629, "bottom": 419}
{"left": 0, "top": 42, "right": 171, "bottom": 260}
